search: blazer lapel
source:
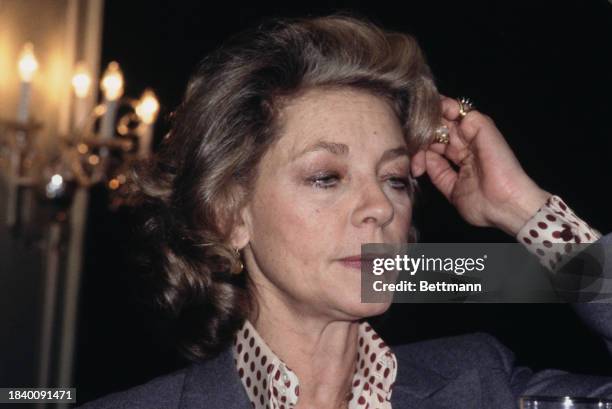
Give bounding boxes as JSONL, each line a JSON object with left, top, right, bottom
{"left": 179, "top": 348, "right": 251, "bottom": 409}
{"left": 391, "top": 363, "right": 482, "bottom": 409}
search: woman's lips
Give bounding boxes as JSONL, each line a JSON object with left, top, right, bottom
{"left": 340, "top": 260, "right": 363, "bottom": 269}
{"left": 339, "top": 256, "right": 376, "bottom": 270}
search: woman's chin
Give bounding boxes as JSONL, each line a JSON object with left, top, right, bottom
{"left": 326, "top": 275, "right": 393, "bottom": 319}
{"left": 339, "top": 298, "right": 392, "bottom": 320}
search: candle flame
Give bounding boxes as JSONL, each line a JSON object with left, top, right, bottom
{"left": 18, "top": 42, "right": 38, "bottom": 82}
{"left": 135, "top": 88, "right": 160, "bottom": 124}
{"left": 72, "top": 62, "right": 92, "bottom": 98}
{"left": 100, "top": 61, "right": 124, "bottom": 101}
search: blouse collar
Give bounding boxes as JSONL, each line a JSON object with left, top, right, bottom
{"left": 232, "top": 319, "right": 397, "bottom": 409}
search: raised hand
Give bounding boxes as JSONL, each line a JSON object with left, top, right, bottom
{"left": 410, "top": 96, "right": 551, "bottom": 236}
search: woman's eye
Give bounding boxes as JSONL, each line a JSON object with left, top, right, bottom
{"left": 309, "top": 173, "right": 339, "bottom": 189}
{"left": 306, "top": 172, "right": 412, "bottom": 192}
{"left": 386, "top": 176, "right": 411, "bottom": 191}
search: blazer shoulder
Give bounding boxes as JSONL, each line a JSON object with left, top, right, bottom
{"left": 392, "top": 332, "right": 516, "bottom": 376}
{"left": 76, "top": 367, "right": 188, "bottom": 409}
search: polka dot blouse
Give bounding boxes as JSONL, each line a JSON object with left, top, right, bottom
{"left": 516, "top": 195, "right": 601, "bottom": 271}
{"left": 232, "top": 320, "right": 397, "bottom": 409}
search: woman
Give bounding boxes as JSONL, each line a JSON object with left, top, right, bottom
{"left": 80, "top": 15, "right": 611, "bottom": 409}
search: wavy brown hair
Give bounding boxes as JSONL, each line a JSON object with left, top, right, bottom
{"left": 134, "top": 14, "right": 441, "bottom": 361}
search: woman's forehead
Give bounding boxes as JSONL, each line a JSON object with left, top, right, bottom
{"left": 273, "top": 88, "right": 406, "bottom": 159}
{"left": 280, "top": 87, "right": 396, "bottom": 121}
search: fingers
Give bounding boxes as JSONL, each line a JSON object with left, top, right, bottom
{"left": 440, "top": 94, "right": 495, "bottom": 147}
{"left": 413, "top": 96, "right": 467, "bottom": 178}
{"left": 424, "top": 150, "right": 457, "bottom": 201}
{"left": 426, "top": 119, "right": 470, "bottom": 168}
{"left": 445, "top": 120, "right": 471, "bottom": 166}
{"left": 410, "top": 150, "right": 426, "bottom": 177}
{"left": 441, "top": 95, "right": 479, "bottom": 127}
{"left": 441, "top": 95, "right": 461, "bottom": 121}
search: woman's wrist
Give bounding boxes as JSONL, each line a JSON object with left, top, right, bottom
{"left": 492, "top": 186, "right": 552, "bottom": 237}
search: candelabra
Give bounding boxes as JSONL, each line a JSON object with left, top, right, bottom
{"left": 1, "top": 47, "right": 159, "bottom": 229}
{"left": 0, "top": 42, "right": 160, "bottom": 400}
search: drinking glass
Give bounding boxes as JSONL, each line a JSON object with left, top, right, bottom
{"left": 520, "top": 396, "right": 612, "bottom": 408}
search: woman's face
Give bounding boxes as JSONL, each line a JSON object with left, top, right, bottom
{"left": 238, "top": 87, "right": 413, "bottom": 320}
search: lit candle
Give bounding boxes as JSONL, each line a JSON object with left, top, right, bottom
{"left": 135, "top": 88, "right": 159, "bottom": 157}
{"left": 6, "top": 43, "right": 39, "bottom": 228}
{"left": 99, "top": 61, "right": 124, "bottom": 140}
{"left": 17, "top": 42, "right": 38, "bottom": 122}
{"left": 71, "top": 62, "right": 92, "bottom": 130}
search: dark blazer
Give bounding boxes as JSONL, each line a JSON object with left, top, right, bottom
{"left": 79, "top": 234, "right": 612, "bottom": 409}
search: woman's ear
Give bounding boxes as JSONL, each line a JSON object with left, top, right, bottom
{"left": 229, "top": 204, "right": 252, "bottom": 250}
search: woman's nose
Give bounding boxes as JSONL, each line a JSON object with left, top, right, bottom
{"left": 351, "top": 178, "right": 394, "bottom": 228}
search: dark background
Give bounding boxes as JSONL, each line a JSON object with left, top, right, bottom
{"left": 75, "top": 0, "right": 612, "bottom": 404}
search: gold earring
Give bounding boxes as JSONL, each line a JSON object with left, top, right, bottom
{"left": 234, "top": 248, "right": 244, "bottom": 274}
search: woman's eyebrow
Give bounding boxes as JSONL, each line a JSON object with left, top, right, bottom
{"left": 379, "top": 146, "right": 410, "bottom": 164}
{"left": 291, "top": 141, "right": 349, "bottom": 160}
{"left": 290, "top": 141, "right": 408, "bottom": 163}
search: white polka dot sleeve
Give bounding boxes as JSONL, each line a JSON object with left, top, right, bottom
{"left": 516, "top": 195, "right": 602, "bottom": 271}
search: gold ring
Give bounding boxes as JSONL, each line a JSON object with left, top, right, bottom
{"left": 434, "top": 125, "right": 450, "bottom": 144}
{"left": 457, "top": 97, "right": 475, "bottom": 119}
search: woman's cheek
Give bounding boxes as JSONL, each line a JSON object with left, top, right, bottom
{"left": 393, "top": 200, "right": 413, "bottom": 241}
{"left": 278, "top": 195, "right": 323, "bottom": 232}
{"left": 295, "top": 187, "right": 348, "bottom": 215}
